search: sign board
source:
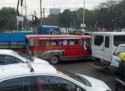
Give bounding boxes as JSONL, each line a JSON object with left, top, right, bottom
{"left": 81, "top": 23, "right": 86, "bottom": 28}
{"left": 16, "top": 16, "right": 24, "bottom": 21}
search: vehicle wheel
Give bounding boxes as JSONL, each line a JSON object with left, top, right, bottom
{"left": 50, "top": 56, "right": 59, "bottom": 65}
{"left": 94, "top": 58, "right": 100, "bottom": 65}
{"left": 116, "top": 86, "right": 125, "bottom": 91}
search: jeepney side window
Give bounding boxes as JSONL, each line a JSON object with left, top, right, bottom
{"left": 94, "top": 35, "right": 103, "bottom": 46}
{"left": 29, "top": 39, "right": 34, "bottom": 46}
{"left": 80, "top": 39, "right": 83, "bottom": 47}
{"left": 34, "top": 39, "right": 38, "bottom": 46}
{"left": 105, "top": 36, "right": 109, "bottom": 48}
{"left": 74, "top": 39, "right": 78, "bottom": 44}
{"left": 46, "top": 40, "right": 50, "bottom": 46}
{"left": 50, "top": 40, "right": 57, "bottom": 46}
{"left": 114, "top": 35, "right": 125, "bottom": 46}
{"left": 40, "top": 40, "right": 45, "bottom": 47}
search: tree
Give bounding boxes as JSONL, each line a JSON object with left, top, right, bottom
{"left": 0, "top": 7, "right": 17, "bottom": 31}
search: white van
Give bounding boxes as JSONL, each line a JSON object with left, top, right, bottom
{"left": 92, "top": 32, "right": 125, "bottom": 66}
{"left": 109, "top": 44, "right": 125, "bottom": 74}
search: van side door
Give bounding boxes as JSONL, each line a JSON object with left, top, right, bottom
{"left": 103, "top": 36, "right": 111, "bottom": 62}
{"left": 92, "top": 35, "right": 105, "bottom": 60}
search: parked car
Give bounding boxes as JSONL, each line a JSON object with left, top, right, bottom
{"left": 0, "top": 63, "right": 111, "bottom": 91}
{"left": 0, "top": 49, "right": 49, "bottom": 65}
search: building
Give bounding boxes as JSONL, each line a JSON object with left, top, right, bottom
{"left": 49, "top": 8, "right": 60, "bottom": 15}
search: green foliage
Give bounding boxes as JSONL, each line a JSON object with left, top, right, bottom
{"left": 59, "top": 0, "right": 125, "bottom": 31}
{"left": 0, "top": 7, "right": 16, "bottom": 31}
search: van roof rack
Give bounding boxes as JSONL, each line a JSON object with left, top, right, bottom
{"left": 26, "top": 61, "right": 34, "bottom": 72}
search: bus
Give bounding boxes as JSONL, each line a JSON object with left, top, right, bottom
{"left": 26, "top": 35, "right": 92, "bottom": 64}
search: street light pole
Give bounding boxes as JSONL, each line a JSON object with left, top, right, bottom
{"left": 40, "top": 0, "right": 42, "bottom": 25}
{"left": 43, "top": 8, "right": 46, "bottom": 24}
{"left": 83, "top": 0, "right": 85, "bottom": 29}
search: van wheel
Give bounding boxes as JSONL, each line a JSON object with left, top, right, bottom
{"left": 50, "top": 56, "right": 59, "bottom": 65}
{"left": 94, "top": 58, "right": 100, "bottom": 65}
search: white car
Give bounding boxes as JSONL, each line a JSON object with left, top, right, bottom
{"left": 0, "top": 49, "right": 49, "bottom": 65}
{"left": 0, "top": 63, "right": 111, "bottom": 91}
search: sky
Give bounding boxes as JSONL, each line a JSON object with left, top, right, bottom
{"left": 0, "top": 0, "right": 105, "bottom": 17}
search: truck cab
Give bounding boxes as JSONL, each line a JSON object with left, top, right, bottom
{"left": 35, "top": 25, "right": 61, "bottom": 35}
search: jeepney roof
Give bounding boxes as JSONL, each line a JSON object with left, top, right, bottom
{"left": 26, "top": 35, "right": 91, "bottom": 39}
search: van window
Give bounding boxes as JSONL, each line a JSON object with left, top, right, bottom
{"left": 105, "top": 36, "right": 109, "bottom": 48}
{"left": 94, "top": 35, "right": 103, "bottom": 46}
{"left": 114, "top": 36, "right": 125, "bottom": 46}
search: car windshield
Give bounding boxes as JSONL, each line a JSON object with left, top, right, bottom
{"left": 12, "top": 51, "right": 34, "bottom": 62}
{"left": 57, "top": 68, "right": 91, "bottom": 87}
{"left": 115, "top": 46, "right": 125, "bottom": 56}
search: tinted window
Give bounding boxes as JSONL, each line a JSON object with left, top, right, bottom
{"left": 0, "top": 55, "right": 23, "bottom": 65}
{"left": 4, "top": 55, "right": 23, "bottom": 64}
{"left": 0, "top": 55, "right": 5, "bottom": 65}
{"left": 0, "top": 77, "right": 31, "bottom": 91}
{"left": 36, "top": 76, "right": 85, "bottom": 91}
{"left": 114, "top": 36, "right": 125, "bottom": 46}
{"left": 94, "top": 35, "right": 103, "bottom": 46}
{"left": 105, "top": 36, "right": 109, "bottom": 48}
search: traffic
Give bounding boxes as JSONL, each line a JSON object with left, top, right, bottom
{"left": 1, "top": 0, "right": 125, "bottom": 91}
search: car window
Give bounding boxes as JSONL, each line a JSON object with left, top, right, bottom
{"left": 0, "top": 77, "right": 31, "bottom": 91}
{"left": 0, "top": 55, "right": 5, "bottom": 65}
{"left": 36, "top": 76, "right": 85, "bottom": 91}
{"left": 4, "top": 55, "right": 23, "bottom": 64}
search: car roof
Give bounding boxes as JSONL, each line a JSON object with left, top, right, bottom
{"left": 0, "top": 49, "right": 14, "bottom": 55}
{"left": 0, "top": 63, "right": 57, "bottom": 80}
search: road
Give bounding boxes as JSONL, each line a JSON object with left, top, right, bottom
{"left": 54, "top": 60, "right": 116, "bottom": 91}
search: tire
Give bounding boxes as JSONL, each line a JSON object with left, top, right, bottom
{"left": 50, "top": 56, "right": 59, "bottom": 65}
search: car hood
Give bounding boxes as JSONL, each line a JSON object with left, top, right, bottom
{"left": 32, "top": 57, "right": 49, "bottom": 64}
{"left": 78, "top": 74, "right": 111, "bottom": 91}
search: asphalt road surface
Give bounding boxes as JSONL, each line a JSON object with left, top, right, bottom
{"left": 54, "top": 60, "right": 116, "bottom": 91}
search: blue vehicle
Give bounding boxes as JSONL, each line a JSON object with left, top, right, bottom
{"left": 0, "top": 25, "right": 61, "bottom": 53}
{"left": 0, "top": 31, "right": 32, "bottom": 53}
{"left": 36, "top": 25, "right": 61, "bottom": 34}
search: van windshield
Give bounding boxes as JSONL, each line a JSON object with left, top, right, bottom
{"left": 114, "top": 46, "right": 125, "bottom": 56}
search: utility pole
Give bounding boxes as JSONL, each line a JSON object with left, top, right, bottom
{"left": 40, "top": 0, "right": 42, "bottom": 25}
{"left": 25, "top": 0, "right": 27, "bottom": 29}
{"left": 16, "top": 0, "right": 20, "bottom": 16}
{"left": 43, "top": 8, "right": 46, "bottom": 24}
{"left": 83, "top": 0, "right": 85, "bottom": 29}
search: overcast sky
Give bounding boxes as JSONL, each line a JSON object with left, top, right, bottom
{"left": 0, "top": 0, "right": 105, "bottom": 17}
